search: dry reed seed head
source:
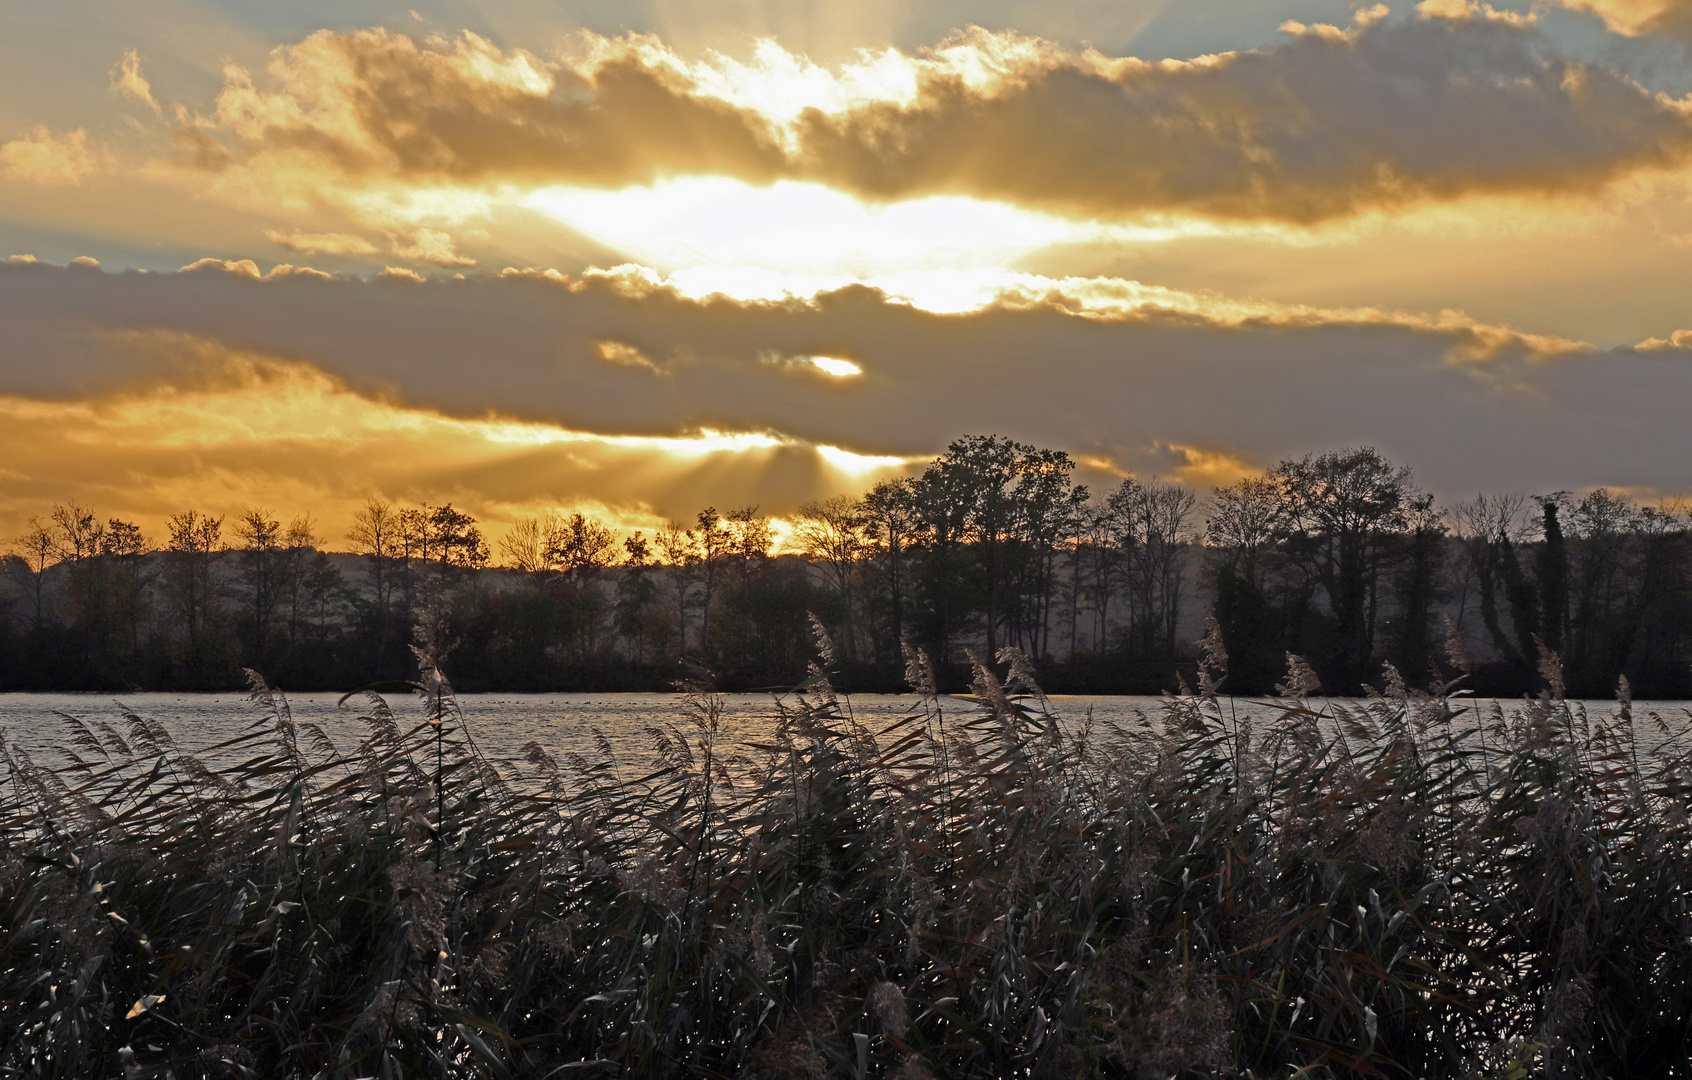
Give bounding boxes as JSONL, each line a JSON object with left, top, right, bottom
{"left": 1276, "top": 653, "right": 1323, "bottom": 699}
{"left": 1543, "top": 972, "right": 1595, "bottom": 1040}
{"left": 869, "top": 980, "right": 908, "bottom": 1034}
{"left": 803, "top": 661, "right": 837, "bottom": 706}
{"left": 1159, "top": 692, "right": 1207, "bottom": 737}
{"left": 388, "top": 856, "right": 451, "bottom": 952}
{"left": 901, "top": 641, "right": 938, "bottom": 700}
{"left": 1196, "top": 666, "right": 1221, "bottom": 701}
{"left": 299, "top": 722, "right": 338, "bottom": 757}
{"left": 349, "top": 979, "right": 402, "bottom": 1040}
{"left": 1534, "top": 634, "right": 1568, "bottom": 701}
{"left": 410, "top": 602, "right": 459, "bottom": 673}
{"left": 1334, "top": 702, "right": 1379, "bottom": 742}
{"left": 90, "top": 718, "right": 131, "bottom": 757}
{"left": 1199, "top": 615, "right": 1229, "bottom": 676}
{"left": 807, "top": 611, "right": 838, "bottom": 667}
{"left": 25, "top": 656, "right": 1692, "bottom": 1079}
{"left": 32, "top": 870, "right": 109, "bottom": 963}
{"left": 244, "top": 668, "right": 278, "bottom": 714}
{"left": 1382, "top": 661, "right": 1408, "bottom": 702}
{"left": 966, "top": 648, "right": 1011, "bottom": 719}
{"left": 674, "top": 657, "right": 718, "bottom": 697}
{"left": 1360, "top": 801, "right": 1414, "bottom": 875}
{"left": 1408, "top": 694, "right": 1448, "bottom": 735}
{"left": 1617, "top": 673, "right": 1633, "bottom": 713}
{"left": 995, "top": 645, "right": 1047, "bottom": 703}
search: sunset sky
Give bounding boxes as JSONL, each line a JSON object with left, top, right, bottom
{"left": 4, "top": 0, "right": 1692, "bottom": 543}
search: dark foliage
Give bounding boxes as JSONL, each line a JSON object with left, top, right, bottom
{"left": 5, "top": 639, "right": 1692, "bottom": 1077}
{"left": 7, "top": 442, "right": 1692, "bottom": 696}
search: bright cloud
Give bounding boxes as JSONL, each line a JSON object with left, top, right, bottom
{"left": 525, "top": 178, "right": 1075, "bottom": 275}
{"left": 807, "top": 356, "right": 862, "bottom": 377}
{"left": 263, "top": 229, "right": 380, "bottom": 255}
{"left": 0, "top": 8, "right": 1690, "bottom": 530}
{"left": 391, "top": 227, "right": 476, "bottom": 266}
{"left": 1, "top": 126, "right": 100, "bottom": 186}
{"left": 0, "top": 331, "right": 908, "bottom": 541}
{"left": 0, "top": 256, "right": 1682, "bottom": 517}
{"left": 1550, "top": 0, "right": 1692, "bottom": 38}
{"left": 111, "top": 49, "right": 160, "bottom": 115}
{"left": 166, "top": 15, "right": 1692, "bottom": 231}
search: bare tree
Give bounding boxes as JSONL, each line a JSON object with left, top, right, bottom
{"left": 694, "top": 507, "right": 731, "bottom": 647}
{"left": 793, "top": 495, "right": 868, "bottom": 656}
{"left": 236, "top": 508, "right": 284, "bottom": 659}
{"left": 550, "top": 513, "right": 619, "bottom": 583}
{"left": 499, "top": 516, "right": 555, "bottom": 577}
{"left": 347, "top": 498, "right": 404, "bottom": 655}
{"left": 163, "top": 509, "right": 224, "bottom": 663}
{"left": 50, "top": 502, "right": 103, "bottom": 564}
{"left": 657, "top": 521, "right": 699, "bottom": 653}
{"left": 1104, "top": 479, "right": 1197, "bottom": 660}
{"left": 858, "top": 478, "right": 917, "bottom": 662}
{"left": 1205, "top": 475, "right": 1284, "bottom": 592}
{"left": 6, "top": 518, "right": 58, "bottom": 633}
{"left": 1271, "top": 448, "right": 1417, "bottom": 686}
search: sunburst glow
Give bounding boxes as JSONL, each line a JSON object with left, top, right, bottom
{"left": 808, "top": 356, "right": 862, "bottom": 377}
{"left": 525, "top": 178, "right": 1077, "bottom": 275}
{"left": 0, "top": 340, "right": 913, "bottom": 537}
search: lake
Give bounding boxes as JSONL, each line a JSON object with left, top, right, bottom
{"left": 3, "top": 690, "right": 1687, "bottom": 777}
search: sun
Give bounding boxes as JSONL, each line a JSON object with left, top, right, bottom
{"left": 525, "top": 177, "right": 1077, "bottom": 276}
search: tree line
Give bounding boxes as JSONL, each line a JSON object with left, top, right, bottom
{"left": 3, "top": 436, "right": 1690, "bottom": 695}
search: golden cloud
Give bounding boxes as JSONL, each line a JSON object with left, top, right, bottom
{"left": 2, "top": 256, "right": 1689, "bottom": 511}
{"left": 1551, "top": 0, "right": 1692, "bottom": 39}
{"left": 391, "top": 227, "right": 476, "bottom": 266}
{"left": 264, "top": 229, "right": 379, "bottom": 255}
{"left": 111, "top": 49, "right": 160, "bottom": 115}
{"left": 173, "top": 14, "right": 1692, "bottom": 226}
{"left": 1158, "top": 445, "right": 1263, "bottom": 489}
{"left": 594, "top": 339, "right": 667, "bottom": 374}
{"left": 1, "top": 126, "right": 101, "bottom": 186}
{"left": 1636, "top": 328, "right": 1692, "bottom": 350}
{"left": 0, "top": 334, "right": 909, "bottom": 544}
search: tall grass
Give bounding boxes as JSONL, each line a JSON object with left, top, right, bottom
{"left": 4, "top": 634, "right": 1692, "bottom": 1078}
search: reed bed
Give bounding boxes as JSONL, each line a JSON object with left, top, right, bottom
{"left": 3, "top": 636, "right": 1692, "bottom": 1079}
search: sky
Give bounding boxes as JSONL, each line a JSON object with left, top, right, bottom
{"left": 3, "top": 0, "right": 1692, "bottom": 544}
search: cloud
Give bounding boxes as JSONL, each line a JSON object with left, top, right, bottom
{"left": 1, "top": 126, "right": 101, "bottom": 186}
{"left": 1154, "top": 444, "right": 1264, "bottom": 488}
{"left": 594, "top": 339, "right": 668, "bottom": 374}
{"left": 391, "top": 227, "right": 476, "bottom": 266}
{"left": 0, "top": 257, "right": 1687, "bottom": 517}
{"left": 0, "top": 332, "right": 907, "bottom": 542}
{"left": 1636, "top": 328, "right": 1692, "bottom": 349}
{"left": 174, "top": 15, "right": 1692, "bottom": 226}
{"left": 196, "top": 29, "right": 783, "bottom": 213}
{"left": 264, "top": 229, "right": 379, "bottom": 255}
{"left": 1549, "top": 0, "right": 1692, "bottom": 40}
{"left": 111, "top": 49, "right": 160, "bottom": 116}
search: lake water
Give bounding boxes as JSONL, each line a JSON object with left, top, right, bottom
{"left": 3, "top": 691, "right": 1689, "bottom": 777}
{"left": 0, "top": 691, "right": 1171, "bottom": 765}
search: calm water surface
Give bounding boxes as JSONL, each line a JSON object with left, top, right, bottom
{"left": 4, "top": 691, "right": 1691, "bottom": 775}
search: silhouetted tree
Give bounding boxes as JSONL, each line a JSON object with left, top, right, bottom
{"left": 162, "top": 510, "right": 227, "bottom": 684}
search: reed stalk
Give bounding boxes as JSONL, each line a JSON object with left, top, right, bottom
{"left": 2, "top": 644, "right": 1691, "bottom": 1077}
